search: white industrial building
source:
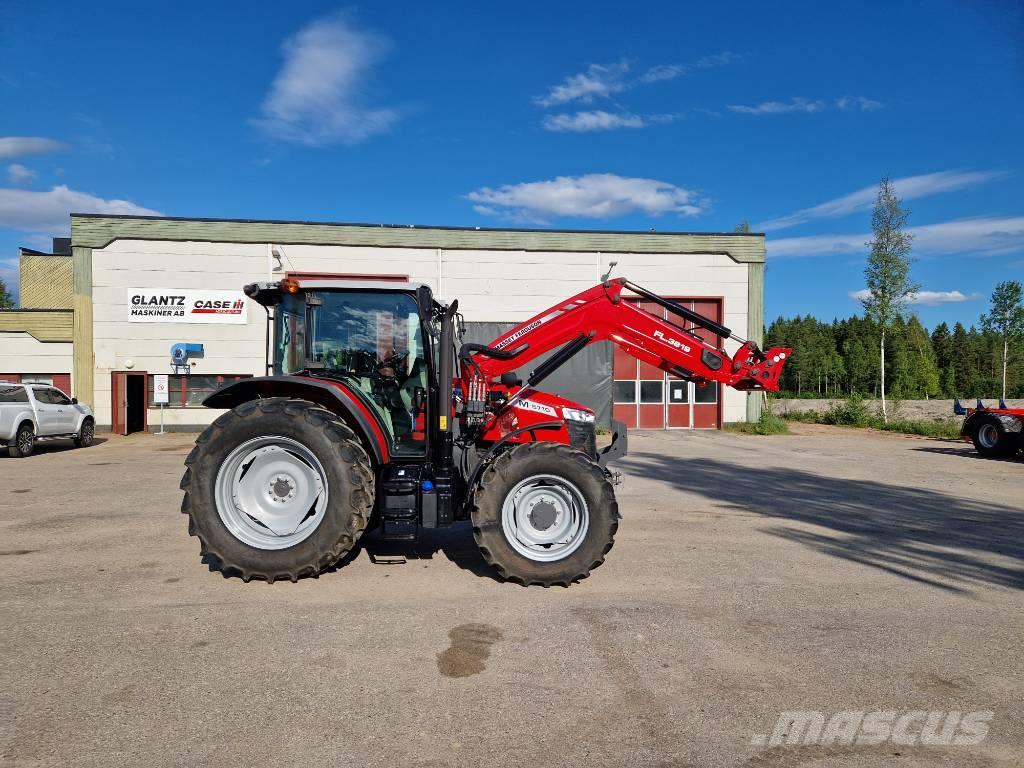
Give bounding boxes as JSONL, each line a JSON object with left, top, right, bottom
{"left": 0, "top": 214, "right": 766, "bottom": 433}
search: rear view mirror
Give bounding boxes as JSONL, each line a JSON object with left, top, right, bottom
{"left": 71, "top": 398, "right": 78, "bottom": 404}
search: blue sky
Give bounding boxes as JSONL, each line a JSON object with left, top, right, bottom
{"left": 1, "top": 0, "right": 1022, "bottom": 328}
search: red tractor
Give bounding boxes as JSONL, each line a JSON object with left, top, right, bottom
{"left": 955, "top": 398, "right": 1024, "bottom": 458}
{"left": 181, "top": 276, "right": 790, "bottom": 585}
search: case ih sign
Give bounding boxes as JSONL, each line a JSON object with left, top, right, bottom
{"left": 128, "top": 289, "right": 248, "bottom": 324}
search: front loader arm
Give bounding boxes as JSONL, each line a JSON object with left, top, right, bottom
{"left": 465, "top": 278, "right": 790, "bottom": 392}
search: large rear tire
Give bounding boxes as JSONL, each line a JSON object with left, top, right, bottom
{"left": 471, "top": 442, "right": 618, "bottom": 587}
{"left": 970, "top": 414, "right": 1019, "bottom": 459}
{"left": 180, "top": 398, "right": 374, "bottom": 583}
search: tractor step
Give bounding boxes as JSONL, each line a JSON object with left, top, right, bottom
{"left": 379, "top": 464, "right": 423, "bottom": 541}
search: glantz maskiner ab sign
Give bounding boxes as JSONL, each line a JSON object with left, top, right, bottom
{"left": 128, "top": 289, "right": 249, "bottom": 324}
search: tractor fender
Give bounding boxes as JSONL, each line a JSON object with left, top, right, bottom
{"left": 203, "top": 375, "right": 390, "bottom": 464}
{"left": 960, "top": 411, "right": 982, "bottom": 440}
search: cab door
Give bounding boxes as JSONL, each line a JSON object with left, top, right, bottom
{"left": 45, "top": 387, "right": 77, "bottom": 432}
{"left": 31, "top": 387, "right": 62, "bottom": 435}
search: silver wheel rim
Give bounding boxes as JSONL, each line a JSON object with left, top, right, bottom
{"left": 500, "top": 474, "right": 589, "bottom": 562}
{"left": 214, "top": 436, "right": 329, "bottom": 550}
{"left": 81, "top": 424, "right": 94, "bottom": 444}
{"left": 978, "top": 424, "right": 999, "bottom": 449}
{"left": 18, "top": 429, "right": 32, "bottom": 454}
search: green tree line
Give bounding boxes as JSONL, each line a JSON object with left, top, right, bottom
{"left": 766, "top": 313, "right": 1024, "bottom": 400}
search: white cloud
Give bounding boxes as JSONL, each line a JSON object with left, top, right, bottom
{"left": 695, "top": 52, "right": 738, "bottom": 68}
{"left": 728, "top": 96, "right": 881, "bottom": 115}
{"left": 542, "top": 110, "right": 647, "bottom": 132}
{"left": 640, "top": 51, "right": 738, "bottom": 82}
{"left": 757, "top": 170, "right": 1003, "bottom": 231}
{"left": 467, "top": 173, "right": 707, "bottom": 222}
{"left": 640, "top": 64, "right": 687, "bottom": 83}
{"left": 728, "top": 97, "right": 827, "bottom": 115}
{"left": 0, "top": 137, "right": 68, "bottom": 160}
{"left": 0, "top": 185, "right": 161, "bottom": 234}
{"left": 768, "top": 216, "right": 1024, "bottom": 259}
{"left": 849, "top": 288, "right": 982, "bottom": 306}
{"left": 254, "top": 13, "right": 398, "bottom": 145}
{"left": 836, "top": 95, "right": 883, "bottom": 111}
{"left": 537, "top": 53, "right": 735, "bottom": 112}
{"left": 7, "top": 163, "right": 35, "bottom": 184}
{"left": 534, "top": 61, "right": 630, "bottom": 107}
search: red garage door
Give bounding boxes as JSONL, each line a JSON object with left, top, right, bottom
{"left": 612, "top": 298, "right": 723, "bottom": 430}
{"left": 0, "top": 373, "right": 72, "bottom": 393}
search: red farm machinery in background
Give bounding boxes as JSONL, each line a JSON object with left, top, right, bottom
{"left": 955, "top": 398, "right": 1024, "bottom": 459}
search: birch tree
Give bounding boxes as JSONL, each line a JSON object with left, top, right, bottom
{"left": 980, "top": 280, "right": 1024, "bottom": 401}
{"left": 860, "top": 178, "right": 918, "bottom": 422}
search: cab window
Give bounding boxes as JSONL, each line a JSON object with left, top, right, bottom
{"left": 0, "top": 385, "right": 28, "bottom": 403}
{"left": 276, "top": 290, "right": 429, "bottom": 457}
{"left": 47, "top": 388, "right": 72, "bottom": 405}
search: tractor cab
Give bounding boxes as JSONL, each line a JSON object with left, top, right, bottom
{"left": 245, "top": 277, "right": 444, "bottom": 460}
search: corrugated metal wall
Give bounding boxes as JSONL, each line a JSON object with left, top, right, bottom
{"left": 463, "top": 322, "right": 613, "bottom": 427}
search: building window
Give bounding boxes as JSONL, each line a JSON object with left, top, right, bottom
{"left": 21, "top": 374, "right": 53, "bottom": 385}
{"left": 613, "top": 380, "right": 636, "bottom": 404}
{"left": 148, "top": 374, "right": 251, "bottom": 408}
{"left": 668, "top": 379, "right": 689, "bottom": 404}
{"left": 639, "top": 380, "right": 664, "bottom": 404}
{"left": 694, "top": 382, "right": 718, "bottom": 404}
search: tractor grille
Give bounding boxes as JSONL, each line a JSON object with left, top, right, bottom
{"left": 566, "top": 420, "right": 597, "bottom": 459}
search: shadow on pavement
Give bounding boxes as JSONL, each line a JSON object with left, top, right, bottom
{"left": 619, "top": 451, "right": 1024, "bottom": 594}
{"left": 354, "top": 522, "right": 503, "bottom": 582}
{"left": 200, "top": 520, "right": 503, "bottom": 583}
{"left": 0, "top": 437, "right": 109, "bottom": 458}
{"left": 912, "top": 445, "right": 1023, "bottom": 463}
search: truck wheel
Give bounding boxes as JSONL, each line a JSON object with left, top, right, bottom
{"left": 471, "top": 442, "right": 618, "bottom": 587}
{"left": 971, "top": 414, "right": 1018, "bottom": 458}
{"left": 179, "top": 398, "right": 374, "bottom": 583}
{"left": 9, "top": 422, "right": 35, "bottom": 458}
{"left": 74, "top": 418, "right": 95, "bottom": 448}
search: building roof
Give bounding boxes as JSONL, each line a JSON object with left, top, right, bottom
{"left": 70, "top": 213, "right": 766, "bottom": 263}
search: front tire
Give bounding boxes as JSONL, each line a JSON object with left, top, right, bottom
{"left": 971, "top": 414, "right": 1019, "bottom": 458}
{"left": 9, "top": 422, "right": 34, "bottom": 458}
{"left": 180, "top": 398, "right": 375, "bottom": 583}
{"left": 471, "top": 442, "right": 618, "bottom": 586}
{"left": 74, "top": 418, "right": 95, "bottom": 448}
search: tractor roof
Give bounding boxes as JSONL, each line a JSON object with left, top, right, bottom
{"left": 243, "top": 278, "right": 434, "bottom": 308}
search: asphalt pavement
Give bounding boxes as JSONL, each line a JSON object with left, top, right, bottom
{"left": 1, "top": 424, "right": 1021, "bottom": 767}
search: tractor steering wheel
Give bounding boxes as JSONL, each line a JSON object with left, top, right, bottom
{"left": 375, "top": 350, "right": 410, "bottom": 380}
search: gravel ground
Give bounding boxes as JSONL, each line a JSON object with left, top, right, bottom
{"left": 1, "top": 425, "right": 1021, "bottom": 767}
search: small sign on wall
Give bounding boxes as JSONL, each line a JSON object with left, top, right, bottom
{"left": 153, "top": 374, "right": 169, "bottom": 404}
{"left": 127, "top": 289, "right": 248, "bottom": 324}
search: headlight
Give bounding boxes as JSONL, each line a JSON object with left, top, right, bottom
{"left": 562, "top": 407, "right": 596, "bottom": 423}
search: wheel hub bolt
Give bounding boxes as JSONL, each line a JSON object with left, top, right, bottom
{"left": 529, "top": 500, "right": 558, "bottom": 531}
{"left": 270, "top": 477, "right": 295, "bottom": 502}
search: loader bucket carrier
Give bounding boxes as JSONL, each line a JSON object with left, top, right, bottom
{"left": 181, "top": 275, "right": 791, "bottom": 586}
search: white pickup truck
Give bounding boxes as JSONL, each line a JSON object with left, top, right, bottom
{"left": 0, "top": 381, "right": 95, "bottom": 457}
